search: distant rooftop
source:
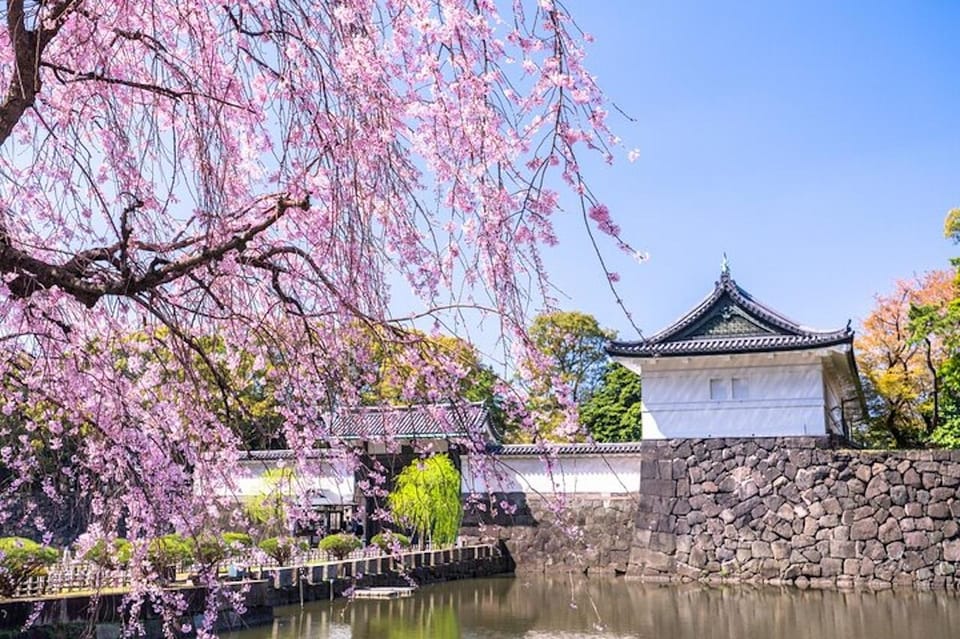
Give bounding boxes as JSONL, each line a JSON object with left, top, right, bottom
{"left": 329, "top": 402, "right": 493, "bottom": 442}
{"left": 243, "top": 438, "right": 644, "bottom": 461}
{"left": 608, "top": 267, "right": 853, "bottom": 358}
{"left": 486, "top": 442, "right": 646, "bottom": 456}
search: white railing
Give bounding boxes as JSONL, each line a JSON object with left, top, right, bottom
{"left": 4, "top": 542, "right": 496, "bottom": 600}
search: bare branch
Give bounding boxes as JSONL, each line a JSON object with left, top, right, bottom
{"left": 0, "top": 195, "right": 309, "bottom": 307}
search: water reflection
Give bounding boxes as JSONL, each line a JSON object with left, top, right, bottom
{"left": 223, "top": 575, "right": 960, "bottom": 639}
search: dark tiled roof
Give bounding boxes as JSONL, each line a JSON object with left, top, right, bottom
{"left": 241, "top": 448, "right": 335, "bottom": 461}
{"left": 486, "top": 442, "right": 645, "bottom": 456}
{"left": 330, "top": 403, "right": 491, "bottom": 441}
{"left": 607, "top": 270, "right": 853, "bottom": 358}
{"left": 244, "top": 440, "right": 644, "bottom": 461}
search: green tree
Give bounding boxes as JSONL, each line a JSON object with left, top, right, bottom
{"left": 82, "top": 538, "right": 133, "bottom": 570}
{"left": 944, "top": 207, "right": 960, "bottom": 243}
{"left": 0, "top": 537, "right": 59, "bottom": 597}
{"left": 258, "top": 536, "right": 307, "bottom": 565}
{"left": 529, "top": 311, "right": 614, "bottom": 403}
{"left": 359, "top": 328, "right": 501, "bottom": 407}
{"left": 318, "top": 533, "right": 362, "bottom": 560}
{"left": 349, "top": 326, "right": 509, "bottom": 438}
{"left": 125, "top": 330, "right": 283, "bottom": 450}
{"left": 910, "top": 261, "right": 960, "bottom": 447}
{"left": 518, "top": 311, "right": 615, "bottom": 442}
{"left": 578, "top": 363, "right": 643, "bottom": 442}
{"left": 388, "top": 454, "right": 462, "bottom": 547}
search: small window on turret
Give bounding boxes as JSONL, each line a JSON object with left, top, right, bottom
{"left": 709, "top": 378, "right": 728, "bottom": 400}
{"left": 732, "top": 377, "right": 749, "bottom": 399}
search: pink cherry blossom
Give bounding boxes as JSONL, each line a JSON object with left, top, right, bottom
{"left": 0, "top": 0, "right": 636, "bottom": 629}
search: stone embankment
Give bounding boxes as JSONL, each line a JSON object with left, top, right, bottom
{"left": 462, "top": 493, "right": 636, "bottom": 575}
{"left": 467, "top": 438, "right": 960, "bottom": 590}
{"left": 635, "top": 438, "right": 960, "bottom": 589}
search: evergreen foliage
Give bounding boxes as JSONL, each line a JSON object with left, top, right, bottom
{"left": 371, "top": 532, "right": 411, "bottom": 552}
{"left": 0, "top": 537, "right": 59, "bottom": 597}
{"left": 318, "top": 533, "right": 362, "bottom": 559}
{"left": 147, "top": 534, "right": 194, "bottom": 568}
{"left": 82, "top": 538, "right": 133, "bottom": 569}
{"left": 579, "top": 362, "right": 643, "bottom": 442}
{"left": 257, "top": 536, "right": 307, "bottom": 566}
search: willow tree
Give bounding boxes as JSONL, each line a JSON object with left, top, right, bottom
{"left": 0, "top": 0, "right": 635, "bottom": 630}
{"left": 388, "top": 454, "right": 462, "bottom": 547}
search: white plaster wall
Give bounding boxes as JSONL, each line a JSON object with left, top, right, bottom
{"left": 822, "top": 365, "right": 847, "bottom": 436}
{"left": 627, "top": 355, "right": 828, "bottom": 439}
{"left": 209, "top": 459, "right": 355, "bottom": 504}
{"left": 461, "top": 454, "right": 642, "bottom": 495}
{"left": 365, "top": 440, "right": 450, "bottom": 455}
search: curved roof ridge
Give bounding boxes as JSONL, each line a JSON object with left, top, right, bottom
{"left": 636, "top": 276, "right": 727, "bottom": 344}
{"left": 607, "top": 270, "right": 853, "bottom": 358}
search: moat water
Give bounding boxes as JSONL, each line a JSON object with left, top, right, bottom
{"left": 223, "top": 575, "right": 960, "bottom": 639}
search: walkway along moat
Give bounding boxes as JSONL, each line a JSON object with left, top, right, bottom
{"left": 0, "top": 544, "right": 507, "bottom": 635}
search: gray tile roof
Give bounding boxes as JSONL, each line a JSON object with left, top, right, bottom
{"left": 330, "top": 403, "right": 492, "bottom": 441}
{"left": 243, "top": 440, "right": 644, "bottom": 461}
{"left": 242, "top": 449, "right": 322, "bottom": 460}
{"left": 486, "top": 442, "right": 645, "bottom": 456}
{"left": 607, "top": 270, "right": 853, "bottom": 358}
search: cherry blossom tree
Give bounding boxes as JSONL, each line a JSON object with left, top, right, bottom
{"left": 0, "top": 0, "right": 632, "bottom": 630}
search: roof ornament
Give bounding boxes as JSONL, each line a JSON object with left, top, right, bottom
{"left": 720, "top": 252, "right": 731, "bottom": 279}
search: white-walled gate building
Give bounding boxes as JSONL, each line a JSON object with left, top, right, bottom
{"left": 607, "top": 265, "right": 865, "bottom": 440}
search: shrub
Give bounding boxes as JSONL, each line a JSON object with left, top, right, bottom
{"left": 0, "top": 537, "right": 59, "bottom": 597}
{"left": 221, "top": 532, "right": 253, "bottom": 551}
{"left": 148, "top": 534, "right": 193, "bottom": 569}
{"left": 192, "top": 535, "right": 226, "bottom": 567}
{"left": 370, "top": 532, "right": 411, "bottom": 553}
{"left": 319, "top": 533, "right": 361, "bottom": 560}
{"left": 257, "top": 537, "right": 305, "bottom": 566}
{"left": 82, "top": 538, "right": 133, "bottom": 569}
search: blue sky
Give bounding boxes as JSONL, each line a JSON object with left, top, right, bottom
{"left": 538, "top": 1, "right": 959, "bottom": 342}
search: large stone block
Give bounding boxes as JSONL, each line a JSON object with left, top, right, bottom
{"left": 821, "top": 558, "right": 842, "bottom": 578}
{"left": 904, "top": 531, "right": 929, "bottom": 550}
{"left": 850, "top": 519, "right": 878, "bottom": 541}
{"left": 643, "top": 479, "right": 677, "bottom": 498}
{"left": 927, "top": 502, "right": 950, "bottom": 520}
{"left": 640, "top": 459, "right": 660, "bottom": 480}
{"left": 629, "top": 547, "right": 675, "bottom": 573}
{"left": 648, "top": 532, "right": 676, "bottom": 554}
{"left": 865, "top": 476, "right": 889, "bottom": 500}
{"left": 944, "top": 540, "right": 960, "bottom": 562}
{"left": 878, "top": 519, "right": 902, "bottom": 544}
{"left": 829, "top": 541, "right": 857, "bottom": 559}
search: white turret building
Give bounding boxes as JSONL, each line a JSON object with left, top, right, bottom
{"left": 607, "top": 265, "right": 865, "bottom": 440}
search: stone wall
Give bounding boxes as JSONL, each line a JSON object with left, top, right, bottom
{"left": 461, "top": 492, "right": 637, "bottom": 575}
{"left": 464, "top": 439, "right": 960, "bottom": 590}
{"left": 632, "top": 438, "right": 960, "bottom": 590}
